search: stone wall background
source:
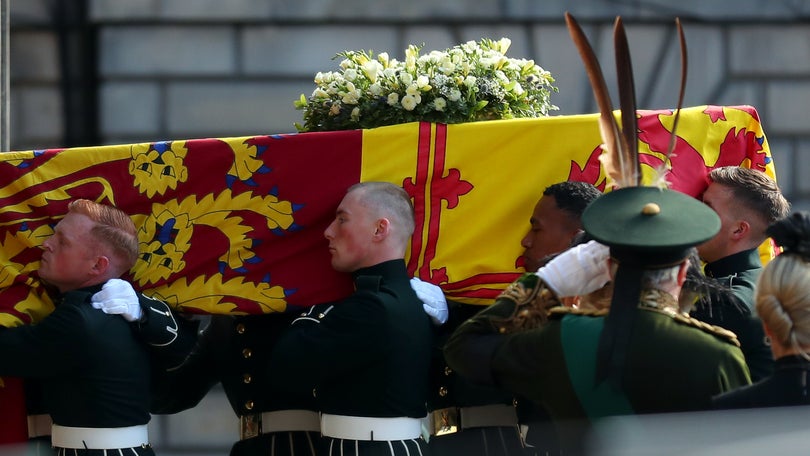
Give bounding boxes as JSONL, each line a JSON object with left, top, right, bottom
{"left": 7, "top": 1, "right": 810, "bottom": 454}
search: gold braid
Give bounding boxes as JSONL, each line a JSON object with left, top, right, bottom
{"left": 491, "top": 277, "right": 562, "bottom": 334}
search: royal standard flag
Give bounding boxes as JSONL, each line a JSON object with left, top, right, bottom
{"left": 0, "top": 105, "right": 778, "bottom": 444}
{"left": 0, "top": 105, "right": 775, "bottom": 327}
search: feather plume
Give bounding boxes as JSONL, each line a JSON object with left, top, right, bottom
{"left": 564, "top": 13, "right": 628, "bottom": 190}
{"left": 613, "top": 17, "right": 640, "bottom": 188}
{"left": 651, "top": 18, "right": 688, "bottom": 189}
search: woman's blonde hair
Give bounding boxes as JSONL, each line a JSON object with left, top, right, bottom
{"left": 756, "top": 212, "right": 810, "bottom": 359}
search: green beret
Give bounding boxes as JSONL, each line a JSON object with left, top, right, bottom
{"left": 582, "top": 186, "right": 720, "bottom": 268}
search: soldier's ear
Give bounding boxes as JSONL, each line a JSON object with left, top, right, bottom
{"left": 731, "top": 220, "right": 750, "bottom": 240}
{"left": 373, "top": 218, "right": 390, "bottom": 240}
{"left": 91, "top": 255, "right": 110, "bottom": 277}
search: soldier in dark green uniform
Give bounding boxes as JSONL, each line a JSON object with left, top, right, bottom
{"left": 0, "top": 199, "right": 156, "bottom": 456}
{"left": 692, "top": 166, "right": 790, "bottom": 381}
{"left": 444, "top": 187, "right": 752, "bottom": 454}
{"left": 266, "top": 182, "right": 433, "bottom": 456}
{"left": 427, "top": 181, "right": 601, "bottom": 456}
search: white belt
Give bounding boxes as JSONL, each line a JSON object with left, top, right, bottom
{"left": 51, "top": 424, "right": 149, "bottom": 450}
{"left": 321, "top": 414, "right": 423, "bottom": 441}
{"left": 28, "top": 414, "right": 52, "bottom": 438}
{"left": 261, "top": 410, "right": 321, "bottom": 433}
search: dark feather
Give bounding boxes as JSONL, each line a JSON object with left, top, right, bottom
{"left": 565, "top": 12, "right": 628, "bottom": 189}
{"left": 614, "top": 17, "right": 640, "bottom": 187}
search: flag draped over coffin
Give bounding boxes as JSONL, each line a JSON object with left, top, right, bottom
{"left": 0, "top": 105, "right": 775, "bottom": 328}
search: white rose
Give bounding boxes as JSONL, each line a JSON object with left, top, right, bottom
{"left": 406, "top": 84, "right": 420, "bottom": 96}
{"left": 369, "top": 83, "right": 383, "bottom": 96}
{"left": 464, "top": 76, "right": 477, "bottom": 87}
{"left": 448, "top": 89, "right": 461, "bottom": 102}
{"left": 387, "top": 92, "right": 400, "bottom": 106}
{"left": 401, "top": 94, "right": 418, "bottom": 111}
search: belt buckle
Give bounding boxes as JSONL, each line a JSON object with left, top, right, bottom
{"left": 240, "top": 413, "right": 261, "bottom": 440}
{"left": 430, "top": 408, "right": 459, "bottom": 436}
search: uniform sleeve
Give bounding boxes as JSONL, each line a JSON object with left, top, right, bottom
{"left": 443, "top": 298, "right": 518, "bottom": 386}
{"left": 266, "top": 292, "right": 389, "bottom": 393}
{"left": 0, "top": 304, "right": 88, "bottom": 377}
{"left": 150, "top": 316, "right": 221, "bottom": 414}
{"left": 716, "top": 345, "right": 752, "bottom": 394}
{"left": 134, "top": 293, "right": 200, "bottom": 370}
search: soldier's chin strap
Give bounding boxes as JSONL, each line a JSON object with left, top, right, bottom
{"left": 594, "top": 264, "right": 643, "bottom": 392}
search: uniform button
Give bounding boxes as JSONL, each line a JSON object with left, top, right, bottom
{"left": 444, "top": 366, "right": 452, "bottom": 376}
{"left": 243, "top": 374, "right": 252, "bottom": 384}
{"left": 242, "top": 348, "right": 252, "bottom": 358}
{"left": 236, "top": 323, "right": 246, "bottom": 334}
{"left": 439, "top": 386, "right": 448, "bottom": 397}
{"left": 245, "top": 400, "right": 254, "bottom": 410}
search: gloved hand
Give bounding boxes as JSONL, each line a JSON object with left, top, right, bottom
{"left": 91, "top": 278, "right": 143, "bottom": 322}
{"left": 535, "top": 240, "right": 611, "bottom": 297}
{"left": 410, "top": 277, "right": 449, "bottom": 325}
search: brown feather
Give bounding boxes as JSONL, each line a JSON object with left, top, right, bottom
{"left": 564, "top": 12, "right": 625, "bottom": 190}
{"left": 613, "top": 17, "right": 640, "bottom": 188}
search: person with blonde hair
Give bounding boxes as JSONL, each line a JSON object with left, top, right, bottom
{"left": 0, "top": 199, "right": 158, "bottom": 456}
{"left": 713, "top": 211, "right": 810, "bottom": 409}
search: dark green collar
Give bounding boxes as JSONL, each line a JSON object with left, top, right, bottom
{"left": 704, "top": 248, "right": 762, "bottom": 278}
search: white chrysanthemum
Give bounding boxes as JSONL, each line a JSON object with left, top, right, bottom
{"left": 439, "top": 58, "right": 456, "bottom": 74}
{"left": 433, "top": 97, "right": 447, "bottom": 112}
{"left": 400, "top": 72, "right": 414, "bottom": 86}
{"left": 401, "top": 94, "right": 418, "bottom": 111}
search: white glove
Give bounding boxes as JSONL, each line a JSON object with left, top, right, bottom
{"left": 91, "top": 278, "right": 143, "bottom": 322}
{"left": 535, "top": 240, "right": 611, "bottom": 297}
{"left": 410, "top": 277, "right": 449, "bottom": 325}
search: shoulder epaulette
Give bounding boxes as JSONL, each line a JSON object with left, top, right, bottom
{"left": 548, "top": 306, "right": 609, "bottom": 318}
{"left": 641, "top": 306, "right": 741, "bottom": 347}
{"left": 669, "top": 312, "right": 741, "bottom": 347}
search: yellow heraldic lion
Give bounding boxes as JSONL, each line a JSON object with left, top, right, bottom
{"left": 130, "top": 190, "right": 296, "bottom": 314}
{"left": 129, "top": 141, "right": 190, "bottom": 198}
{"left": 228, "top": 138, "right": 268, "bottom": 183}
{"left": 141, "top": 274, "right": 289, "bottom": 314}
{"left": 0, "top": 226, "right": 57, "bottom": 327}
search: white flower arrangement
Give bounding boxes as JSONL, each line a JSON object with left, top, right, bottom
{"left": 294, "top": 38, "right": 558, "bottom": 132}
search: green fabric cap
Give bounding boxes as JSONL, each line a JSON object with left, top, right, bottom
{"left": 582, "top": 186, "right": 720, "bottom": 267}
